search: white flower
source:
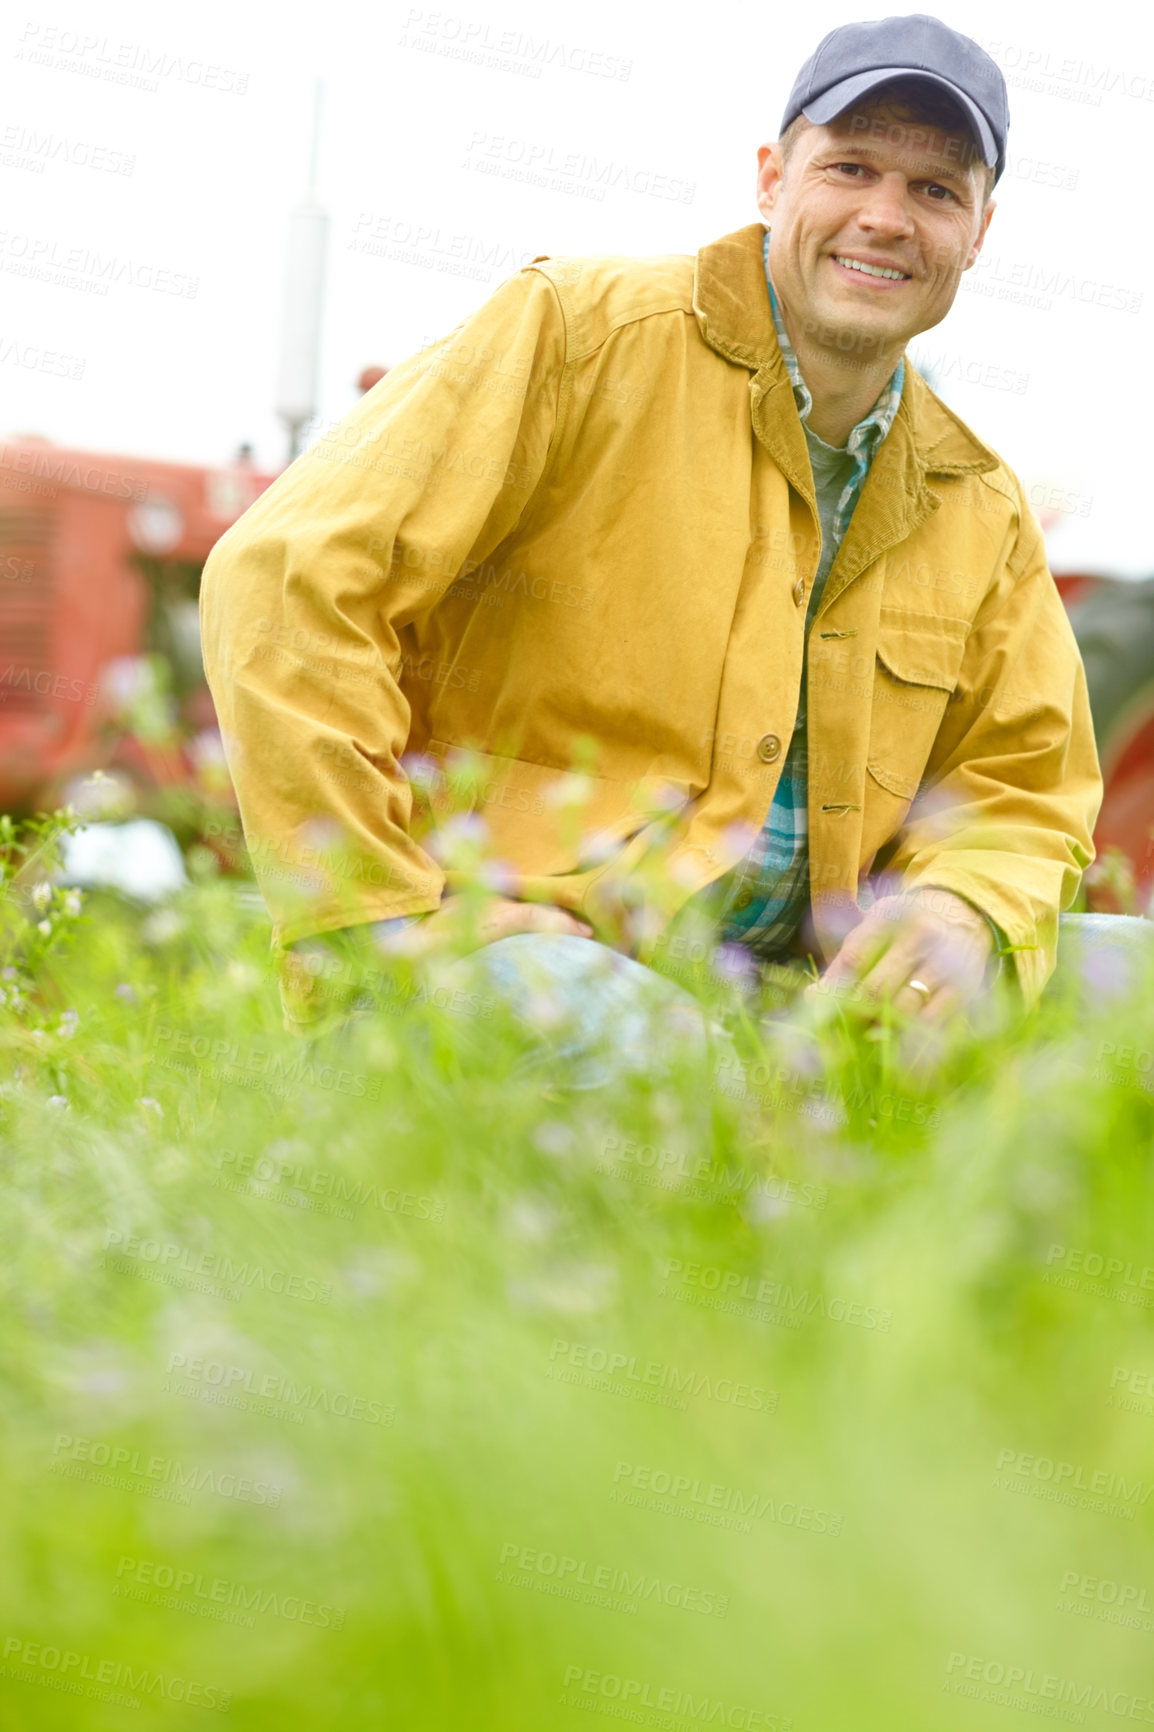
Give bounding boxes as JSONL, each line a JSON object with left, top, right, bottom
{"left": 139, "top": 1097, "right": 163, "bottom": 1117}
{"left": 30, "top": 882, "right": 52, "bottom": 911}
{"left": 543, "top": 772, "right": 595, "bottom": 809}
{"left": 37, "top": 919, "right": 52, "bottom": 937}
{"left": 532, "top": 1119, "right": 576, "bottom": 1158}
{"left": 476, "top": 858, "right": 517, "bottom": 895}
{"left": 62, "top": 890, "right": 83, "bottom": 917}
{"left": 57, "top": 1011, "right": 79, "bottom": 1038}
{"left": 425, "top": 812, "right": 490, "bottom": 864}
{"left": 47, "top": 1095, "right": 70, "bottom": 1109}
{"left": 141, "top": 909, "right": 186, "bottom": 945}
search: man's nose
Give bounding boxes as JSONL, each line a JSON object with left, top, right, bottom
{"left": 856, "top": 175, "right": 916, "bottom": 236}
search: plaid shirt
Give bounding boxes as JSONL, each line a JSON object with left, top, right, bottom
{"left": 713, "top": 231, "right": 904, "bottom": 959}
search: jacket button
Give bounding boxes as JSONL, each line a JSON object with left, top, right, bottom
{"left": 757, "top": 733, "right": 781, "bottom": 763}
{"left": 793, "top": 577, "right": 806, "bottom": 606}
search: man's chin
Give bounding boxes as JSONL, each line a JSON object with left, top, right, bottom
{"left": 805, "top": 300, "right": 909, "bottom": 366}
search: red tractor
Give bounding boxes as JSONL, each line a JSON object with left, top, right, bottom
{"left": 0, "top": 435, "right": 277, "bottom": 843}
{"left": 1054, "top": 572, "right": 1154, "bottom": 907}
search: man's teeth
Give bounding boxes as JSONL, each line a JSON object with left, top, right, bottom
{"left": 834, "top": 256, "right": 909, "bottom": 280}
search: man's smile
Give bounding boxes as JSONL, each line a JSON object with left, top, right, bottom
{"left": 830, "top": 253, "right": 913, "bottom": 284}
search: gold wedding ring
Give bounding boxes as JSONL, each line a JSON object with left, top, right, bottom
{"left": 906, "top": 978, "right": 931, "bottom": 1001}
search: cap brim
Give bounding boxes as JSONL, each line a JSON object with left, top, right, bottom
{"left": 802, "top": 67, "right": 999, "bottom": 172}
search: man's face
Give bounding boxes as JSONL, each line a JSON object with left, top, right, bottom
{"left": 756, "top": 102, "right": 995, "bottom": 358}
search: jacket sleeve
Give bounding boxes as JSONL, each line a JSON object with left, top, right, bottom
{"left": 199, "top": 266, "right": 567, "bottom": 952}
{"left": 878, "top": 491, "right": 1103, "bottom": 1006}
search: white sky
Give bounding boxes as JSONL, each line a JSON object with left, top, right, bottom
{"left": 2, "top": 0, "right": 1149, "bottom": 573}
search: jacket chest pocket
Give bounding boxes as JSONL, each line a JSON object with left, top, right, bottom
{"left": 865, "top": 617, "right": 969, "bottom": 806}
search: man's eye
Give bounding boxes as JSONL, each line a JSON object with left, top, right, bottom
{"left": 923, "top": 183, "right": 955, "bottom": 201}
{"left": 832, "top": 162, "right": 867, "bottom": 176}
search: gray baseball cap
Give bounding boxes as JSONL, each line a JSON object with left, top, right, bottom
{"left": 782, "top": 14, "right": 1009, "bottom": 182}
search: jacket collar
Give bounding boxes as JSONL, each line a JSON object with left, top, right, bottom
{"left": 692, "top": 223, "right": 1000, "bottom": 478}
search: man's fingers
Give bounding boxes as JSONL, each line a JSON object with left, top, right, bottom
{"left": 819, "top": 917, "right": 892, "bottom": 990}
{"left": 824, "top": 912, "right": 920, "bottom": 999}
{"left": 890, "top": 974, "right": 937, "bottom": 1018}
{"left": 485, "top": 902, "right": 593, "bottom": 941}
{"left": 811, "top": 891, "right": 994, "bottom": 1025}
{"left": 920, "top": 982, "right": 960, "bottom": 1025}
{"left": 852, "top": 930, "right": 927, "bottom": 1002}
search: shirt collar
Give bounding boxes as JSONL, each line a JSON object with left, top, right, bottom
{"left": 762, "top": 228, "right": 904, "bottom": 456}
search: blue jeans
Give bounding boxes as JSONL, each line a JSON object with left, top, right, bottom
{"left": 439, "top": 933, "right": 725, "bottom": 1090}
{"left": 438, "top": 915, "right": 1154, "bottom": 1088}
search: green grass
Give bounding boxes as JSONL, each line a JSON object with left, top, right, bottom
{"left": 2, "top": 816, "right": 1154, "bottom": 1730}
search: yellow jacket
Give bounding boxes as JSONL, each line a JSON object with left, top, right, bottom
{"left": 200, "top": 222, "right": 1101, "bottom": 1010}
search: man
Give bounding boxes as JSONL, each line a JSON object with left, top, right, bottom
{"left": 200, "top": 14, "right": 1101, "bottom": 1038}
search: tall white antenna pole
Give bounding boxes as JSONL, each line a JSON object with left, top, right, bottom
{"left": 275, "top": 80, "right": 330, "bottom": 464}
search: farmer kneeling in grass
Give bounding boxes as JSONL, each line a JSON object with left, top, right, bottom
{"left": 201, "top": 14, "right": 1101, "bottom": 1051}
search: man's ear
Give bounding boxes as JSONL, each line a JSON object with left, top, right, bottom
{"left": 964, "top": 197, "right": 996, "bottom": 271}
{"left": 756, "top": 142, "right": 786, "bottom": 224}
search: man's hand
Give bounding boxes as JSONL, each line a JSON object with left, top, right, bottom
{"left": 808, "top": 887, "right": 997, "bottom": 1021}
{"left": 374, "top": 897, "right": 593, "bottom": 961}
